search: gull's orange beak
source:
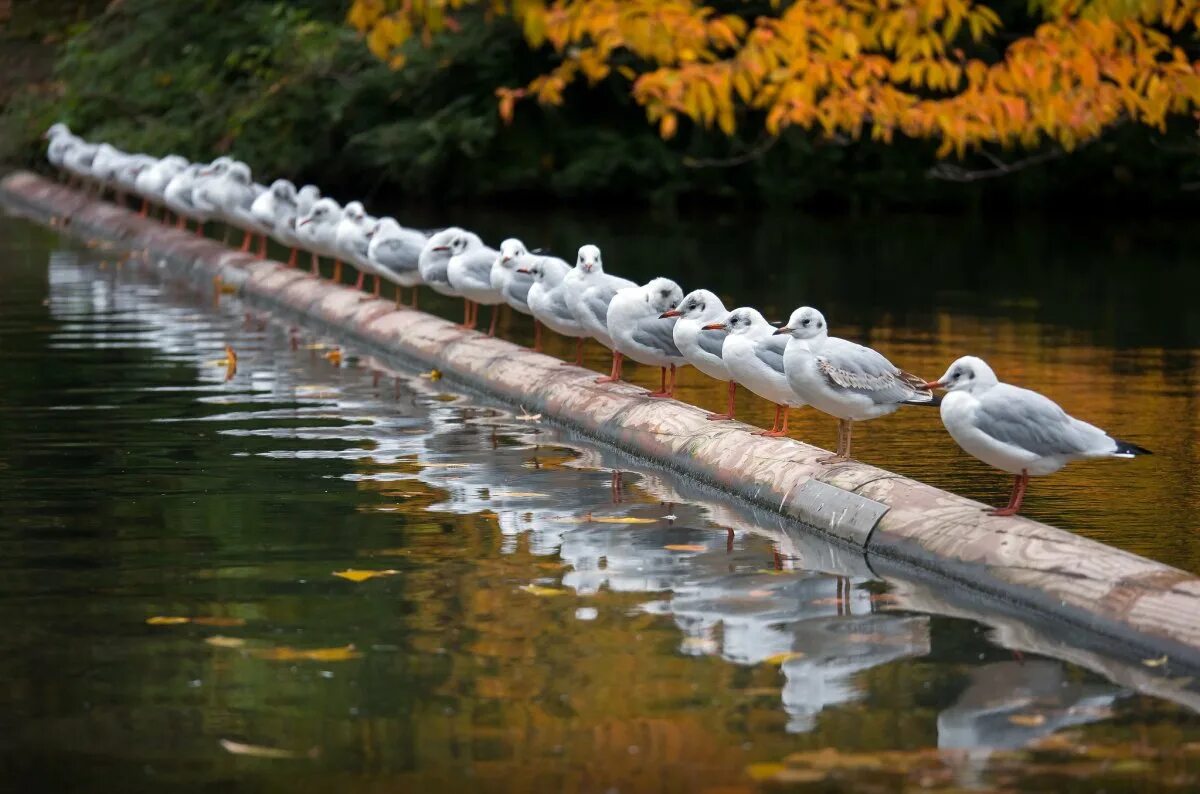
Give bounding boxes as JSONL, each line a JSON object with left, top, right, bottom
{"left": 773, "top": 326, "right": 792, "bottom": 335}
{"left": 297, "top": 218, "right": 311, "bottom": 227}
{"left": 431, "top": 245, "right": 449, "bottom": 252}
{"left": 921, "top": 380, "right": 944, "bottom": 390}
{"left": 516, "top": 267, "right": 530, "bottom": 274}
{"left": 659, "top": 309, "right": 682, "bottom": 319}
{"left": 701, "top": 322, "right": 726, "bottom": 331}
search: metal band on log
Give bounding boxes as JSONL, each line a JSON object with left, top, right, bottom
{"left": 5, "top": 169, "right": 1200, "bottom": 671}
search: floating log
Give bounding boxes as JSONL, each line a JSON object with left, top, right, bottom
{"left": 5, "top": 169, "right": 1200, "bottom": 671}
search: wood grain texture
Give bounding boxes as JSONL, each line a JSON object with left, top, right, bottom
{"left": 5, "top": 170, "right": 1200, "bottom": 666}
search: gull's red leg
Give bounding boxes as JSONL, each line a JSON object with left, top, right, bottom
{"left": 487, "top": 304, "right": 499, "bottom": 337}
{"left": 310, "top": 252, "right": 321, "bottom": 276}
{"left": 533, "top": 321, "right": 543, "bottom": 352}
{"left": 988, "top": 471, "right": 1029, "bottom": 516}
{"left": 756, "top": 404, "right": 786, "bottom": 436}
{"left": 287, "top": 247, "right": 298, "bottom": 267}
{"left": 354, "top": 270, "right": 365, "bottom": 290}
{"left": 575, "top": 337, "right": 584, "bottom": 366}
{"left": 707, "top": 380, "right": 737, "bottom": 420}
{"left": 596, "top": 351, "right": 623, "bottom": 383}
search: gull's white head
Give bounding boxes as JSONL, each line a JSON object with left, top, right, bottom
{"left": 342, "top": 201, "right": 366, "bottom": 222}
{"left": 576, "top": 244, "right": 602, "bottom": 274}
{"left": 711, "top": 307, "right": 770, "bottom": 335}
{"left": 270, "top": 179, "right": 296, "bottom": 201}
{"left": 498, "top": 238, "right": 528, "bottom": 267}
{"left": 644, "top": 277, "right": 682, "bottom": 315}
{"left": 202, "top": 156, "right": 233, "bottom": 177}
{"left": 43, "top": 122, "right": 71, "bottom": 140}
{"left": 929, "top": 356, "right": 998, "bottom": 393}
{"left": 774, "top": 306, "right": 827, "bottom": 340}
{"left": 299, "top": 197, "right": 338, "bottom": 227}
{"left": 298, "top": 184, "right": 320, "bottom": 202}
{"left": 427, "top": 227, "right": 481, "bottom": 257}
{"left": 228, "top": 161, "right": 252, "bottom": 185}
{"left": 665, "top": 289, "right": 725, "bottom": 321}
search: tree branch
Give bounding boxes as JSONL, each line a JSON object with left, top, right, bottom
{"left": 681, "top": 134, "right": 779, "bottom": 168}
{"left": 927, "top": 139, "right": 1095, "bottom": 182}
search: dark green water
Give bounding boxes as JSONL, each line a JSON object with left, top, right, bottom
{"left": 3, "top": 213, "right": 1200, "bottom": 792}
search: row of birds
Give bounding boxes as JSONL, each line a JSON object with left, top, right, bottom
{"left": 43, "top": 124, "right": 1152, "bottom": 517}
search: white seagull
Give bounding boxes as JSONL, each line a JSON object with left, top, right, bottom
{"left": 367, "top": 217, "right": 427, "bottom": 307}
{"left": 447, "top": 234, "right": 503, "bottom": 333}
{"left": 134, "top": 155, "right": 188, "bottom": 218}
{"left": 521, "top": 255, "right": 589, "bottom": 365}
{"left": 924, "top": 356, "right": 1151, "bottom": 516}
{"left": 250, "top": 179, "right": 297, "bottom": 261}
{"left": 491, "top": 238, "right": 537, "bottom": 339}
{"left": 334, "top": 201, "right": 379, "bottom": 292}
{"left": 605, "top": 277, "right": 686, "bottom": 397}
{"left": 661, "top": 289, "right": 735, "bottom": 420}
{"left": 296, "top": 198, "right": 342, "bottom": 277}
{"left": 564, "top": 245, "right": 636, "bottom": 373}
{"left": 776, "top": 306, "right": 934, "bottom": 463}
{"left": 704, "top": 307, "right": 805, "bottom": 436}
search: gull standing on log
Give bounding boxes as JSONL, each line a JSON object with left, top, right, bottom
{"left": 367, "top": 217, "right": 427, "bottom": 307}
{"left": 705, "top": 307, "right": 804, "bottom": 436}
{"left": 604, "top": 277, "right": 686, "bottom": 397}
{"left": 565, "top": 245, "right": 636, "bottom": 371}
{"left": 491, "top": 239, "right": 537, "bottom": 341}
{"left": 334, "top": 201, "right": 379, "bottom": 292}
{"left": 776, "top": 306, "right": 934, "bottom": 463}
{"left": 661, "top": 289, "right": 736, "bottom": 420}
{"left": 522, "top": 255, "right": 589, "bottom": 365}
{"left": 446, "top": 234, "right": 503, "bottom": 333}
{"left": 924, "top": 356, "right": 1152, "bottom": 516}
{"left": 297, "top": 198, "right": 341, "bottom": 277}
{"left": 250, "top": 179, "right": 296, "bottom": 261}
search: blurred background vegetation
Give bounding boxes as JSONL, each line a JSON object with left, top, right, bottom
{"left": 2, "top": 0, "right": 1199, "bottom": 212}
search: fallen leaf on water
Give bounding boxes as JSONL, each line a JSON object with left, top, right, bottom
{"left": 332, "top": 569, "right": 398, "bottom": 583}
{"left": 1143, "top": 655, "right": 1169, "bottom": 667}
{"left": 664, "top": 544, "right": 706, "bottom": 552}
{"left": 302, "top": 343, "right": 330, "bottom": 351}
{"left": 324, "top": 349, "right": 343, "bottom": 366}
{"left": 810, "top": 597, "right": 848, "bottom": 606}
{"left": 520, "top": 584, "right": 566, "bottom": 597}
{"left": 420, "top": 369, "right": 442, "bottom": 381}
{"left": 772, "top": 768, "right": 828, "bottom": 784}
{"left": 744, "top": 763, "right": 788, "bottom": 782}
{"left": 254, "top": 644, "right": 361, "bottom": 662}
{"left": 515, "top": 408, "right": 542, "bottom": 422}
{"left": 762, "top": 651, "right": 805, "bottom": 665}
{"left": 1008, "top": 713, "right": 1047, "bottom": 727}
{"left": 870, "top": 593, "right": 900, "bottom": 603}
{"left": 146, "top": 616, "right": 191, "bottom": 626}
{"left": 552, "top": 514, "right": 660, "bottom": 525}
{"left": 192, "top": 616, "right": 246, "bottom": 627}
{"left": 219, "top": 738, "right": 317, "bottom": 760}
{"left": 213, "top": 276, "right": 238, "bottom": 295}
{"left": 205, "top": 635, "right": 246, "bottom": 648}
{"left": 662, "top": 514, "right": 678, "bottom": 521}
{"left": 747, "top": 589, "right": 773, "bottom": 598}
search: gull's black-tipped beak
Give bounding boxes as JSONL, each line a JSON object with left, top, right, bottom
{"left": 701, "top": 322, "right": 726, "bottom": 331}
{"left": 659, "top": 309, "right": 682, "bottom": 319}
{"left": 921, "top": 380, "right": 944, "bottom": 390}
{"left": 773, "top": 326, "right": 792, "bottom": 335}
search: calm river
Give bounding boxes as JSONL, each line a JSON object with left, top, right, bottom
{"left": 2, "top": 210, "right": 1199, "bottom": 792}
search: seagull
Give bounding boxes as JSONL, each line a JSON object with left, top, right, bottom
{"left": 296, "top": 198, "right": 341, "bottom": 277}
{"left": 704, "top": 307, "right": 804, "bottom": 436}
{"left": 661, "top": 289, "right": 735, "bottom": 420}
{"left": 250, "top": 179, "right": 297, "bottom": 260}
{"left": 134, "top": 155, "right": 188, "bottom": 218}
{"left": 43, "top": 123, "right": 76, "bottom": 173}
{"left": 418, "top": 228, "right": 483, "bottom": 326}
{"left": 334, "top": 201, "right": 379, "bottom": 292}
{"left": 61, "top": 138, "right": 99, "bottom": 189}
{"left": 924, "top": 356, "right": 1152, "bottom": 516}
{"left": 605, "top": 277, "right": 686, "bottom": 397}
{"left": 162, "top": 164, "right": 205, "bottom": 232}
{"left": 776, "top": 306, "right": 934, "bottom": 463}
{"left": 564, "top": 245, "right": 636, "bottom": 373}
{"left": 521, "top": 255, "right": 589, "bottom": 365}
{"left": 491, "top": 239, "right": 537, "bottom": 340}
{"left": 367, "top": 217, "right": 427, "bottom": 307}
{"left": 447, "top": 234, "right": 503, "bottom": 333}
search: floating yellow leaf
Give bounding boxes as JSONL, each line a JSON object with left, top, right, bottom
{"left": 219, "top": 738, "right": 317, "bottom": 760}
{"left": 1008, "top": 713, "right": 1047, "bottom": 727}
{"left": 520, "top": 584, "right": 566, "bottom": 597}
{"left": 664, "top": 544, "right": 706, "bottom": 552}
{"left": 420, "top": 369, "right": 442, "bottom": 381}
{"left": 745, "top": 763, "right": 788, "bottom": 781}
{"left": 552, "top": 514, "right": 660, "bottom": 525}
{"left": 324, "top": 349, "right": 343, "bottom": 366}
{"left": 1143, "top": 655, "right": 1169, "bottom": 667}
{"left": 146, "top": 616, "right": 190, "bottom": 626}
{"left": 762, "top": 651, "right": 805, "bottom": 665}
{"left": 192, "top": 616, "right": 246, "bottom": 627}
{"left": 332, "top": 569, "right": 398, "bottom": 583}
{"left": 205, "top": 635, "right": 246, "bottom": 648}
{"left": 254, "top": 644, "right": 361, "bottom": 662}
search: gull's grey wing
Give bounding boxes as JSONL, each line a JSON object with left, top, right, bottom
{"left": 545, "top": 289, "right": 579, "bottom": 326}
{"left": 632, "top": 317, "right": 683, "bottom": 358}
{"left": 372, "top": 238, "right": 421, "bottom": 274}
{"left": 580, "top": 284, "right": 619, "bottom": 326}
{"left": 456, "top": 248, "right": 499, "bottom": 289}
{"left": 753, "top": 334, "right": 789, "bottom": 375}
{"left": 505, "top": 271, "right": 535, "bottom": 305}
{"left": 817, "top": 337, "right": 930, "bottom": 404}
{"left": 976, "top": 384, "right": 1109, "bottom": 457}
{"left": 694, "top": 328, "right": 727, "bottom": 359}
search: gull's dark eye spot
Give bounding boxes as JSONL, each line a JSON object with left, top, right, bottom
{"left": 801, "top": 319, "right": 810, "bottom": 327}
{"left": 966, "top": 369, "right": 974, "bottom": 379}
{"left": 661, "top": 290, "right": 670, "bottom": 298}
{"left": 817, "top": 321, "right": 823, "bottom": 328}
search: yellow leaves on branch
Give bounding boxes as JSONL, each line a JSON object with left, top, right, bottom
{"left": 348, "top": 0, "right": 1200, "bottom": 156}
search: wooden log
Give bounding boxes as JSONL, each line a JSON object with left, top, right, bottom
{"left": 5, "top": 169, "right": 1200, "bottom": 672}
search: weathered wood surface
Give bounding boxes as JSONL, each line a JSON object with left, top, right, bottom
{"left": 6, "top": 169, "right": 1200, "bottom": 668}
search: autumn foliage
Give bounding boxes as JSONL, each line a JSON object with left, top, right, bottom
{"left": 348, "top": 0, "right": 1200, "bottom": 158}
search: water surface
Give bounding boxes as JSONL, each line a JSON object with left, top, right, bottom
{"left": 2, "top": 213, "right": 1200, "bottom": 792}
